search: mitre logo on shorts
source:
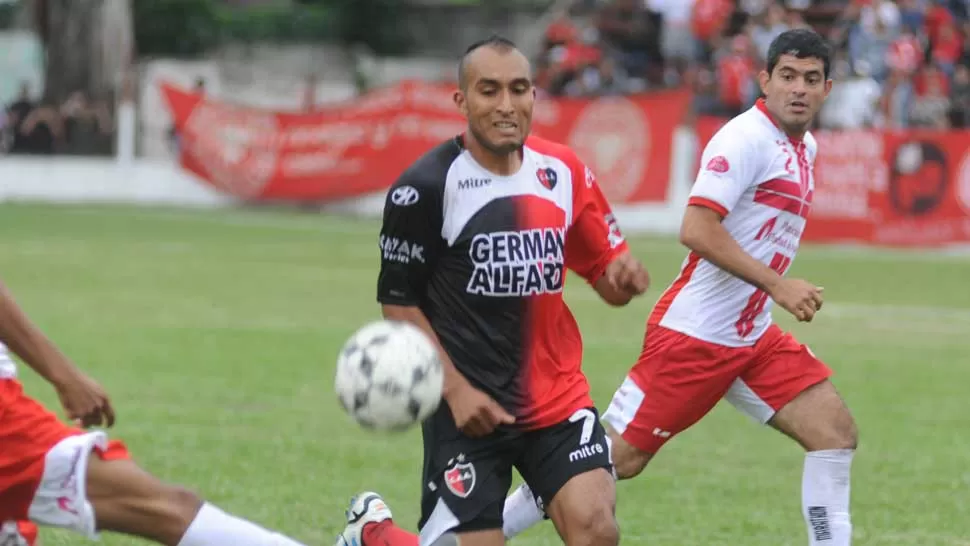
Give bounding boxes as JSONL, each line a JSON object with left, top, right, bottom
{"left": 466, "top": 228, "right": 565, "bottom": 297}
{"left": 182, "top": 100, "right": 280, "bottom": 198}
{"left": 379, "top": 235, "right": 425, "bottom": 264}
{"left": 569, "top": 441, "right": 605, "bottom": 463}
{"left": 567, "top": 97, "right": 649, "bottom": 202}
{"left": 444, "top": 454, "right": 476, "bottom": 498}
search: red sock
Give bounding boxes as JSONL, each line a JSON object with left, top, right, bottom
{"left": 17, "top": 521, "right": 38, "bottom": 546}
{"left": 362, "top": 520, "right": 419, "bottom": 546}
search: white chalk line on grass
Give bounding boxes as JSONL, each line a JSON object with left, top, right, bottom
{"left": 52, "top": 205, "right": 374, "bottom": 235}
{"left": 580, "top": 301, "right": 970, "bottom": 348}
{"left": 42, "top": 207, "right": 970, "bottom": 257}
{"left": 824, "top": 302, "right": 970, "bottom": 322}
{"left": 567, "top": 287, "right": 970, "bottom": 320}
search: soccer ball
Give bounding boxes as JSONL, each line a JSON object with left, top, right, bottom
{"left": 335, "top": 320, "right": 444, "bottom": 431}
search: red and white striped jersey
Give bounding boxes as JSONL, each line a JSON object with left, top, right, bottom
{"left": 649, "top": 99, "right": 816, "bottom": 347}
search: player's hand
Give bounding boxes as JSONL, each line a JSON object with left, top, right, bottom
{"left": 445, "top": 381, "right": 515, "bottom": 438}
{"left": 768, "top": 278, "right": 824, "bottom": 322}
{"left": 605, "top": 253, "right": 650, "bottom": 296}
{"left": 54, "top": 370, "right": 116, "bottom": 429}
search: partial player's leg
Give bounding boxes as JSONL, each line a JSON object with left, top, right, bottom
{"left": 333, "top": 492, "right": 461, "bottom": 546}
{"left": 85, "top": 454, "right": 310, "bottom": 545}
{"left": 337, "top": 404, "right": 517, "bottom": 546}
{"left": 0, "top": 521, "right": 38, "bottom": 546}
{"left": 601, "top": 326, "right": 752, "bottom": 478}
{"left": 0, "top": 379, "right": 309, "bottom": 546}
{"left": 516, "top": 407, "right": 617, "bottom": 546}
{"left": 502, "top": 326, "right": 748, "bottom": 540}
{"left": 725, "top": 325, "right": 856, "bottom": 545}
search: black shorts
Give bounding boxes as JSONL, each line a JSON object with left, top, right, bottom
{"left": 417, "top": 404, "right": 612, "bottom": 538}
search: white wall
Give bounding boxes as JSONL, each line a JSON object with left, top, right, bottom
{"left": 0, "top": 157, "right": 231, "bottom": 208}
{"left": 0, "top": 125, "right": 699, "bottom": 235}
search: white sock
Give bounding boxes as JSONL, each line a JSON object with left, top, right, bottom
{"left": 177, "top": 503, "right": 307, "bottom": 546}
{"left": 802, "top": 449, "right": 854, "bottom": 545}
{"left": 502, "top": 484, "right": 545, "bottom": 539}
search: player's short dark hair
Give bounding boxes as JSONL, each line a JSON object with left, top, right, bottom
{"left": 766, "top": 29, "right": 832, "bottom": 79}
{"left": 458, "top": 34, "right": 519, "bottom": 90}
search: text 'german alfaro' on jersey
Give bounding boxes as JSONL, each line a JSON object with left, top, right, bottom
{"left": 376, "top": 135, "right": 628, "bottom": 430}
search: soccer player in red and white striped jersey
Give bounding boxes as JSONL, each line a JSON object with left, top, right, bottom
{"left": 503, "top": 28, "right": 859, "bottom": 546}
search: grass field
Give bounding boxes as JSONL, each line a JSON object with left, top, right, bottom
{"left": 2, "top": 203, "right": 969, "bottom": 546}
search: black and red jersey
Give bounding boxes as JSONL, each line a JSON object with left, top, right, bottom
{"left": 377, "top": 135, "right": 628, "bottom": 429}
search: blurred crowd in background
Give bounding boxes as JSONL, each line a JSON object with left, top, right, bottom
{"left": 6, "top": 0, "right": 970, "bottom": 157}
{"left": 539, "top": 0, "right": 970, "bottom": 129}
{"left": 2, "top": 82, "right": 115, "bottom": 155}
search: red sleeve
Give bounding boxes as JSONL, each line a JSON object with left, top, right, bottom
{"left": 565, "top": 161, "right": 629, "bottom": 284}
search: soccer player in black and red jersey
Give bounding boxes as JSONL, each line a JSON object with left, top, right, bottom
{"left": 334, "top": 35, "right": 650, "bottom": 546}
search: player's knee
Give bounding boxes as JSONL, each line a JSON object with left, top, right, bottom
{"left": 613, "top": 451, "right": 650, "bottom": 480}
{"left": 95, "top": 482, "right": 201, "bottom": 526}
{"left": 833, "top": 410, "right": 858, "bottom": 450}
{"left": 110, "top": 483, "right": 202, "bottom": 544}
{"left": 568, "top": 505, "right": 619, "bottom": 546}
{"left": 607, "top": 427, "right": 652, "bottom": 479}
{"left": 160, "top": 484, "right": 204, "bottom": 525}
{"left": 88, "top": 458, "right": 203, "bottom": 543}
{"left": 815, "top": 404, "right": 858, "bottom": 451}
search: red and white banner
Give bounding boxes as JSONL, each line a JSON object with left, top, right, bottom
{"left": 696, "top": 116, "right": 970, "bottom": 247}
{"left": 161, "top": 81, "right": 691, "bottom": 205}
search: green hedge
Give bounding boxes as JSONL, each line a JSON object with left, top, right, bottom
{"left": 134, "top": 0, "right": 407, "bottom": 58}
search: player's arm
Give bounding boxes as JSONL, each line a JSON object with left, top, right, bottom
{"left": 679, "top": 133, "right": 784, "bottom": 292}
{"left": 374, "top": 181, "right": 462, "bottom": 396}
{"left": 380, "top": 305, "right": 467, "bottom": 402}
{"left": 680, "top": 206, "right": 784, "bottom": 293}
{"left": 0, "top": 280, "right": 83, "bottom": 385}
{"left": 680, "top": 136, "right": 822, "bottom": 320}
{"left": 591, "top": 254, "right": 640, "bottom": 306}
{"left": 0, "top": 279, "right": 115, "bottom": 426}
{"left": 566, "top": 165, "right": 649, "bottom": 306}
{"left": 681, "top": 206, "right": 822, "bottom": 321}
{"left": 376, "top": 179, "right": 513, "bottom": 435}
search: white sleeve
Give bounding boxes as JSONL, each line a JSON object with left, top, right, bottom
{"left": 688, "top": 128, "right": 760, "bottom": 216}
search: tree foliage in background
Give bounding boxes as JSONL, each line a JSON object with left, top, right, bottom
{"left": 294, "top": 0, "right": 411, "bottom": 56}
{"left": 131, "top": 0, "right": 411, "bottom": 58}
{"left": 0, "top": 1, "right": 17, "bottom": 28}
{"left": 132, "top": 0, "right": 221, "bottom": 58}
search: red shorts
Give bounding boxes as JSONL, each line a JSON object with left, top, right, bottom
{"left": 0, "top": 379, "right": 129, "bottom": 535}
{"left": 602, "top": 324, "right": 832, "bottom": 453}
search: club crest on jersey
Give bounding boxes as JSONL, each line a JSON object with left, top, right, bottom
{"left": 706, "top": 156, "right": 730, "bottom": 173}
{"left": 536, "top": 167, "right": 558, "bottom": 190}
{"left": 585, "top": 165, "right": 595, "bottom": 188}
{"left": 466, "top": 228, "right": 566, "bottom": 297}
{"left": 444, "top": 455, "right": 476, "bottom": 498}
